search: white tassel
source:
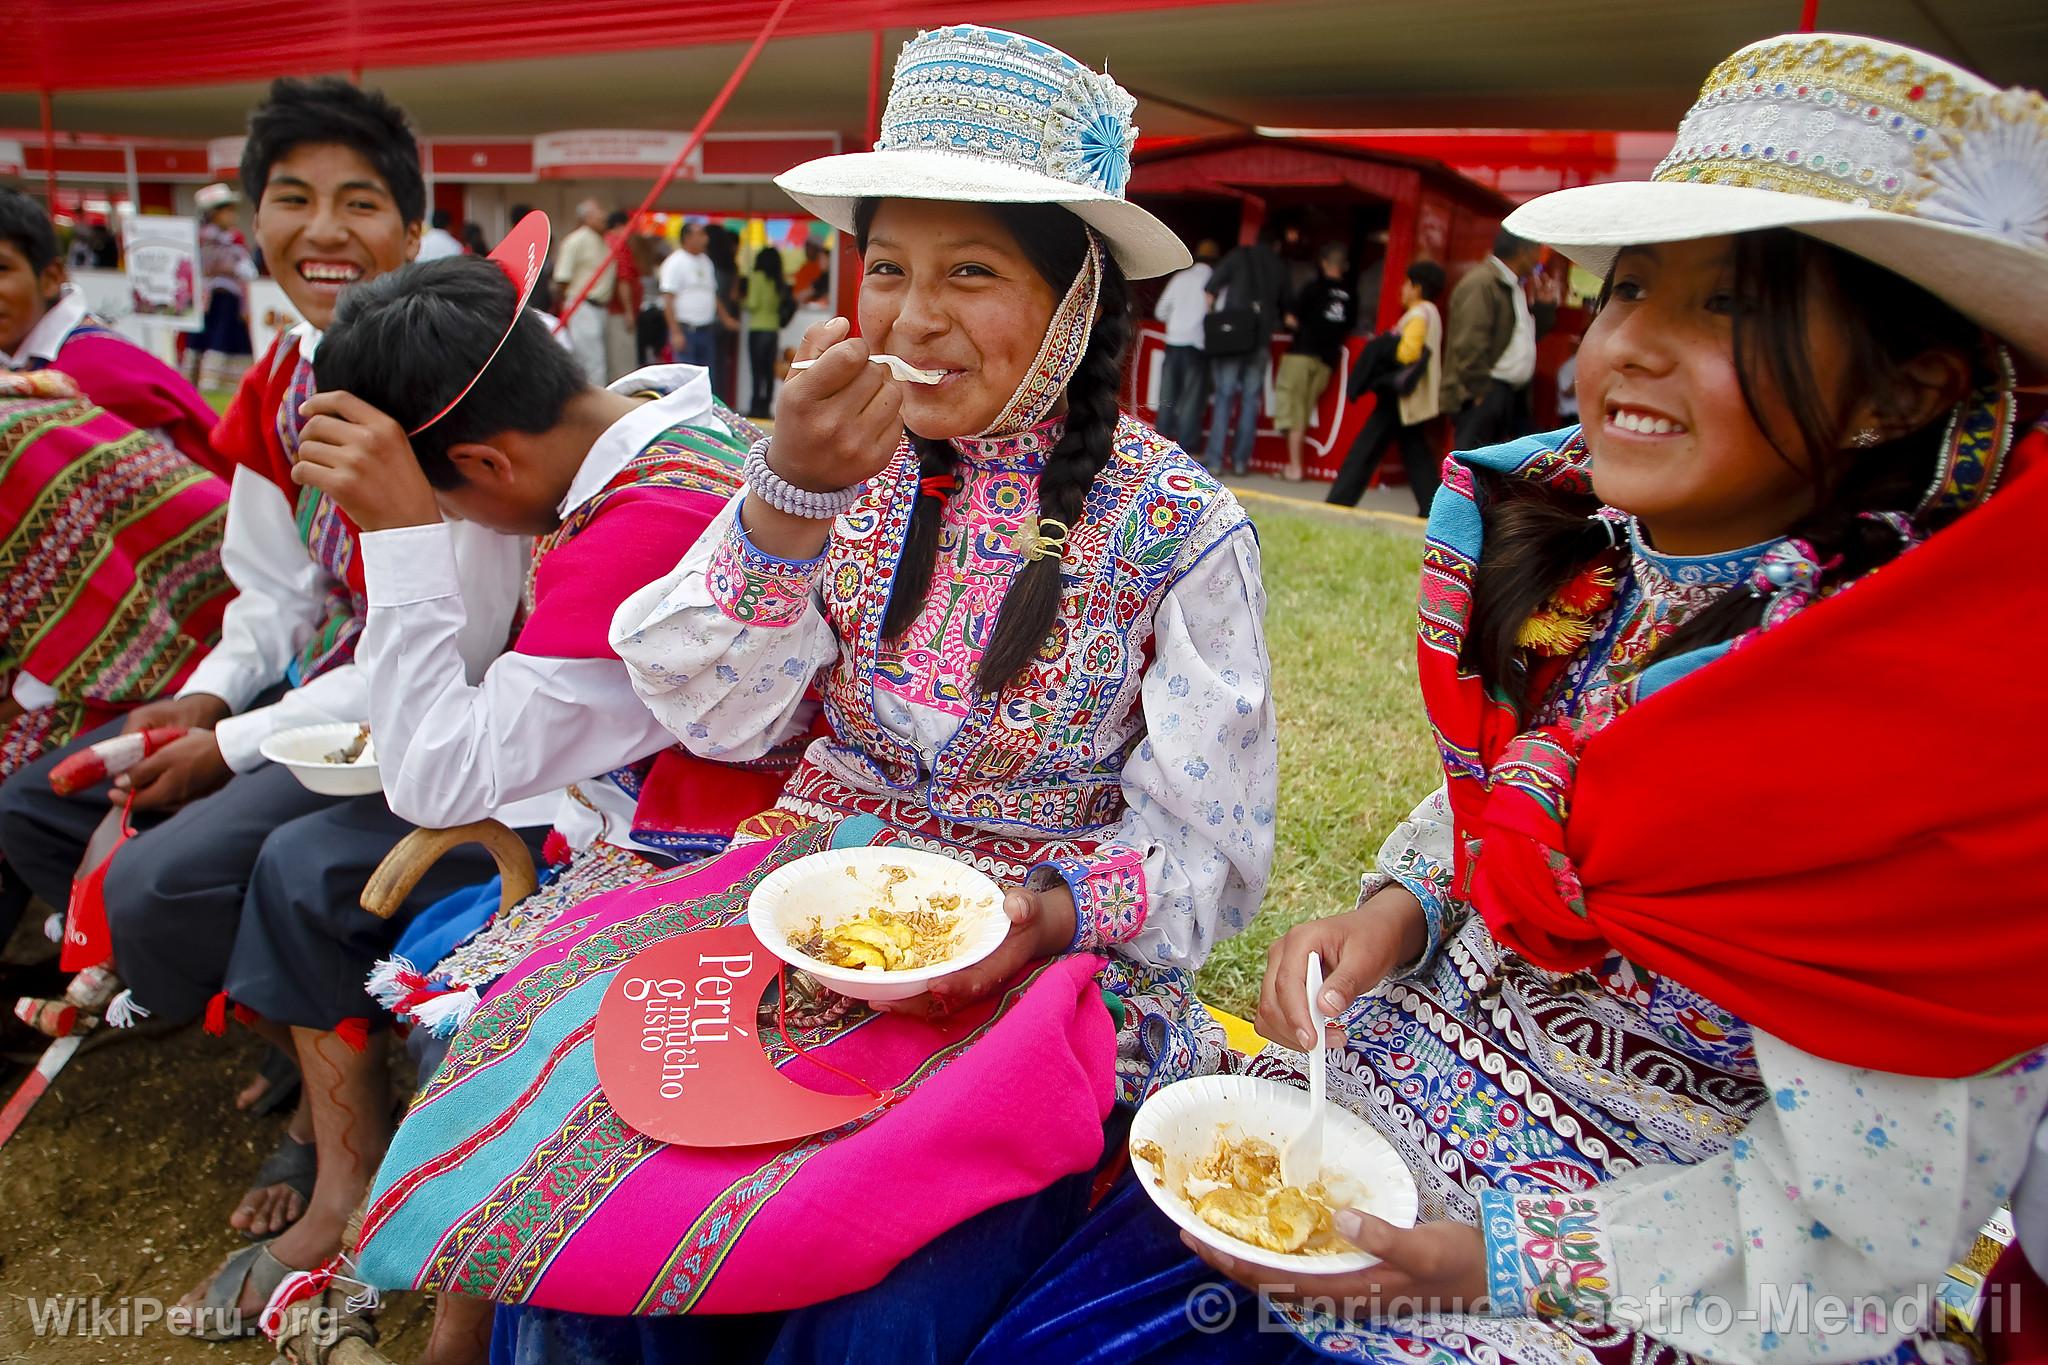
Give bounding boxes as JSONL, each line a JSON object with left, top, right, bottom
{"left": 411, "top": 987, "right": 480, "bottom": 1039}
{"left": 364, "top": 956, "right": 418, "bottom": 1010}
{"left": 42, "top": 912, "right": 63, "bottom": 942}
{"left": 104, "top": 989, "right": 150, "bottom": 1029}
{"left": 343, "top": 1283, "right": 382, "bottom": 1315}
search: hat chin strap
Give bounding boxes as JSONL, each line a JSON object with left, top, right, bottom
{"left": 976, "top": 231, "right": 1105, "bottom": 439}
{"left": 1914, "top": 342, "right": 2017, "bottom": 521}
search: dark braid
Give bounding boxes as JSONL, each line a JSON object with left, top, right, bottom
{"left": 1467, "top": 229, "right": 1981, "bottom": 720}
{"left": 856, "top": 199, "right": 1133, "bottom": 693}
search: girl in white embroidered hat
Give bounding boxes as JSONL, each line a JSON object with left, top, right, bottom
{"left": 971, "top": 31, "right": 2048, "bottom": 1365}
{"left": 352, "top": 27, "right": 1276, "bottom": 1365}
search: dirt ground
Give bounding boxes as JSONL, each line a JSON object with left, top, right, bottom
{"left": 0, "top": 936, "right": 434, "bottom": 1363}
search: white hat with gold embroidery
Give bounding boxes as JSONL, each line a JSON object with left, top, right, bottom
{"left": 1505, "top": 34, "right": 2048, "bottom": 365}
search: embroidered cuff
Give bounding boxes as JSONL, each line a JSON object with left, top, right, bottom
{"left": 705, "top": 508, "right": 823, "bottom": 628}
{"left": 1030, "top": 847, "right": 1149, "bottom": 954}
{"left": 1365, "top": 843, "right": 1459, "bottom": 981}
{"left": 1477, "top": 1188, "right": 1616, "bottom": 1324}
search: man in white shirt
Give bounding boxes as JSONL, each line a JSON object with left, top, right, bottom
{"left": 207, "top": 255, "right": 787, "bottom": 1323}
{"left": 416, "top": 208, "right": 463, "bottom": 261}
{"left": 0, "top": 80, "right": 528, "bottom": 1297}
{"left": 1151, "top": 238, "right": 1217, "bottom": 449}
{"left": 658, "top": 221, "right": 720, "bottom": 371}
{"left": 553, "top": 198, "right": 615, "bottom": 384}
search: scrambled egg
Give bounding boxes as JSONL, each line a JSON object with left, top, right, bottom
{"left": 1133, "top": 1133, "right": 1357, "bottom": 1256}
{"left": 789, "top": 865, "right": 965, "bottom": 972}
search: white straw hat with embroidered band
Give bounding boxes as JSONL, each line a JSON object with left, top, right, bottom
{"left": 1504, "top": 33, "right": 2048, "bottom": 367}
{"left": 775, "top": 24, "right": 1191, "bottom": 280}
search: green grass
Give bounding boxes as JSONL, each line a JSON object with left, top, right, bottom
{"left": 1190, "top": 503, "right": 1441, "bottom": 1018}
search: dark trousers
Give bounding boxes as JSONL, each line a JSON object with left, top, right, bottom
{"left": 1327, "top": 395, "right": 1441, "bottom": 515}
{"left": 747, "top": 329, "right": 779, "bottom": 417}
{"left": 0, "top": 713, "right": 519, "bottom": 1027}
{"left": 711, "top": 326, "right": 738, "bottom": 406}
{"left": 222, "top": 805, "right": 544, "bottom": 1031}
{"left": 1453, "top": 376, "right": 1530, "bottom": 453}
{"left": 1155, "top": 344, "right": 1207, "bottom": 451}
{"left": 676, "top": 324, "right": 718, "bottom": 372}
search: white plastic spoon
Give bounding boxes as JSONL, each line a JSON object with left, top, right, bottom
{"left": 786, "top": 354, "right": 945, "bottom": 384}
{"left": 1280, "top": 950, "right": 1328, "bottom": 1188}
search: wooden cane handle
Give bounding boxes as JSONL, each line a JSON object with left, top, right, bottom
{"left": 359, "top": 820, "right": 538, "bottom": 921}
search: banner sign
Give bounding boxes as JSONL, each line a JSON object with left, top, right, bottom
{"left": 121, "top": 216, "right": 201, "bottom": 331}
{"left": 534, "top": 130, "right": 701, "bottom": 181}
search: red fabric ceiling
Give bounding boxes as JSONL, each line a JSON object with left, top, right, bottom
{"left": 6, "top": 0, "right": 1242, "bottom": 94}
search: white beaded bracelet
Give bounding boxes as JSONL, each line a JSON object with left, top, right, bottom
{"left": 742, "top": 438, "right": 867, "bottom": 521}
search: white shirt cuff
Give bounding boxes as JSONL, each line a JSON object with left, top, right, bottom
{"left": 361, "top": 522, "right": 463, "bottom": 608}
{"left": 213, "top": 705, "right": 280, "bottom": 774}
{"left": 11, "top": 672, "right": 58, "bottom": 710}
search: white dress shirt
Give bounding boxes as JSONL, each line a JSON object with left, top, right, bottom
{"left": 178, "top": 325, "right": 526, "bottom": 773}
{"left": 416, "top": 227, "right": 465, "bottom": 262}
{"left": 1487, "top": 255, "right": 1538, "bottom": 387}
{"left": 356, "top": 366, "right": 718, "bottom": 850}
{"left": 657, "top": 249, "right": 718, "bottom": 327}
{"left": 1153, "top": 261, "right": 1214, "bottom": 349}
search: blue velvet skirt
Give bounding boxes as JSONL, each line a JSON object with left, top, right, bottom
{"left": 969, "top": 1169, "right": 1326, "bottom": 1364}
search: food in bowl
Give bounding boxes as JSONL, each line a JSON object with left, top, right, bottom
{"left": 788, "top": 865, "right": 966, "bottom": 972}
{"left": 1132, "top": 1131, "right": 1365, "bottom": 1256}
{"left": 323, "top": 724, "right": 375, "bottom": 767}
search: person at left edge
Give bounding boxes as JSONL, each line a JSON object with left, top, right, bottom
{"left": 0, "top": 76, "right": 527, "bottom": 1290}
{"left": 0, "top": 187, "right": 227, "bottom": 478}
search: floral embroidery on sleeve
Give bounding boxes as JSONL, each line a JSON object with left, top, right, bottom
{"left": 1032, "top": 847, "right": 1149, "bottom": 953}
{"left": 705, "top": 510, "right": 822, "bottom": 628}
{"left": 1478, "top": 1189, "right": 1616, "bottom": 1324}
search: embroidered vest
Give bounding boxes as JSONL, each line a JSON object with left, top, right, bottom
{"left": 811, "top": 415, "right": 1234, "bottom": 835}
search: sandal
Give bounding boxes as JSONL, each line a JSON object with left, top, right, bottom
{"left": 242, "top": 1043, "right": 303, "bottom": 1117}
{"left": 236, "top": 1132, "right": 316, "bottom": 1240}
{"left": 183, "top": 1241, "right": 293, "bottom": 1340}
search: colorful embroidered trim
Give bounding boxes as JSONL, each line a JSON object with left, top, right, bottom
{"left": 706, "top": 520, "right": 821, "bottom": 628}
{"left": 977, "top": 230, "right": 1103, "bottom": 437}
{"left": 1917, "top": 346, "right": 2017, "bottom": 519}
{"left": 1036, "top": 846, "right": 1149, "bottom": 951}
{"left": 1478, "top": 1188, "right": 1616, "bottom": 1323}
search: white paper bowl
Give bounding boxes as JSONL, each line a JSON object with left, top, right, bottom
{"left": 259, "top": 723, "right": 382, "bottom": 797}
{"left": 1130, "top": 1074, "right": 1420, "bottom": 1274}
{"left": 747, "top": 847, "right": 1009, "bottom": 1002}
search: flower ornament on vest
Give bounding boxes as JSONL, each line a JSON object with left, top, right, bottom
{"left": 775, "top": 25, "right": 1189, "bottom": 280}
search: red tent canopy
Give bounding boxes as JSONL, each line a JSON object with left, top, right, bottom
{"left": 4, "top": 0, "right": 1239, "bottom": 93}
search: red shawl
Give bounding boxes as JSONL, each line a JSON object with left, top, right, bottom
{"left": 1429, "top": 428, "right": 2048, "bottom": 1079}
